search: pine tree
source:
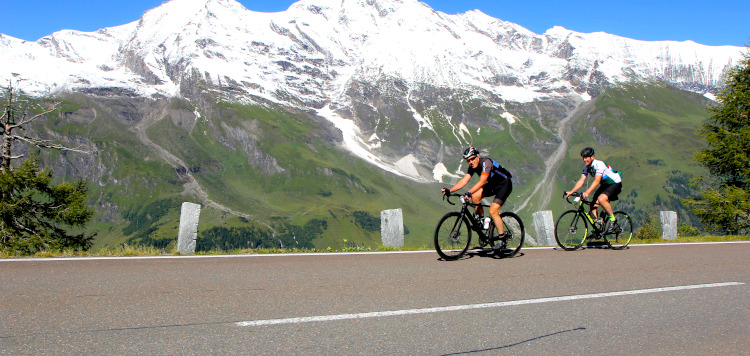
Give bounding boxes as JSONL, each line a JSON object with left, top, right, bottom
{"left": 685, "top": 49, "right": 750, "bottom": 234}
{"left": 1, "top": 84, "right": 94, "bottom": 254}
{"left": 0, "top": 156, "right": 94, "bottom": 253}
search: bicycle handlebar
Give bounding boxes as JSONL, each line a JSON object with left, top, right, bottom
{"left": 564, "top": 192, "right": 591, "bottom": 205}
{"left": 443, "top": 192, "right": 492, "bottom": 208}
{"left": 444, "top": 191, "right": 478, "bottom": 206}
{"left": 443, "top": 192, "right": 462, "bottom": 206}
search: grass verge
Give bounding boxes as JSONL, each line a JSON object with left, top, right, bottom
{"left": 0, "top": 244, "right": 434, "bottom": 258}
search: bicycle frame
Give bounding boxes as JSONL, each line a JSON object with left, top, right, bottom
{"left": 445, "top": 193, "right": 492, "bottom": 241}
{"left": 573, "top": 198, "right": 605, "bottom": 233}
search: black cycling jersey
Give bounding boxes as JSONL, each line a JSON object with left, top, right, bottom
{"left": 467, "top": 157, "right": 511, "bottom": 187}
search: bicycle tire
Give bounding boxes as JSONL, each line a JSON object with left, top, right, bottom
{"left": 604, "top": 211, "right": 633, "bottom": 250}
{"left": 434, "top": 212, "right": 472, "bottom": 260}
{"left": 555, "top": 210, "right": 587, "bottom": 251}
{"left": 496, "top": 212, "right": 524, "bottom": 257}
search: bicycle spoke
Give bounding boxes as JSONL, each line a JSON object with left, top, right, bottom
{"left": 555, "top": 210, "right": 586, "bottom": 251}
{"left": 434, "top": 212, "right": 471, "bottom": 260}
{"left": 496, "top": 212, "right": 524, "bottom": 257}
{"left": 605, "top": 211, "right": 633, "bottom": 250}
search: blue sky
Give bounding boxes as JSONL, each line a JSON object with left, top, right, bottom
{"left": 2, "top": 0, "right": 749, "bottom": 46}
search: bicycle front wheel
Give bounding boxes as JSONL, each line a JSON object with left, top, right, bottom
{"left": 497, "top": 212, "right": 524, "bottom": 257}
{"left": 555, "top": 210, "right": 587, "bottom": 251}
{"left": 434, "top": 212, "right": 472, "bottom": 260}
{"left": 605, "top": 211, "right": 633, "bottom": 250}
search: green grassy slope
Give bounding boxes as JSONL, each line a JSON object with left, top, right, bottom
{"left": 551, "top": 82, "right": 710, "bottom": 227}
{"left": 21, "top": 80, "right": 713, "bottom": 251}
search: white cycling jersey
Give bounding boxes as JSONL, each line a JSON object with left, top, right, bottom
{"left": 582, "top": 159, "right": 622, "bottom": 185}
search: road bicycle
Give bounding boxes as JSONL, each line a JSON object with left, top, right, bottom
{"left": 434, "top": 192, "right": 525, "bottom": 260}
{"left": 554, "top": 192, "right": 633, "bottom": 250}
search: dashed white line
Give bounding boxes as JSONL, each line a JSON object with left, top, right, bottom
{"left": 236, "top": 282, "right": 745, "bottom": 327}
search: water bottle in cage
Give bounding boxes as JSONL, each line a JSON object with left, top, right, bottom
{"left": 483, "top": 217, "right": 491, "bottom": 230}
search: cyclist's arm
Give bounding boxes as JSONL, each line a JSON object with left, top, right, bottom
{"left": 566, "top": 175, "right": 587, "bottom": 197}
{"left": 583, "top": 175, "right": 602, "bottom": 199}
{"left": 446, "top": 173, "right": 472, "bottom": 193}
{"left": 467, "top": 173, "right": 489, "bottom": 195}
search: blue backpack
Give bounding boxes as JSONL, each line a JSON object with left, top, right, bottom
{"left": 489, "top": 159, "right": 512, "bottom": 180}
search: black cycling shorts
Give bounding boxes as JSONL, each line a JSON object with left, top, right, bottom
{"left": 483, "top": 179, "right": 512, "bottom": 206}
{"left": 591, "top": 182, "right": 622, "bottom": 209}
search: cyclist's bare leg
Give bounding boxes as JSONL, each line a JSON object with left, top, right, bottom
{"left": 489, "top": 202, "right": 504, "bottom": 235}
{"left": 471, "top": 187, "right": 485, "bottom": 217}
{"left": 590, "top": 201, "right": 602, "bottom": 220}
{"left": 597, "top": 194, "right": 614, "bottom": 217}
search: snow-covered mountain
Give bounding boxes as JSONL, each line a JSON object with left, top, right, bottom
{"left": 3, "top": 0, "right": 742, "bottom": 99}
{"left": 0, "top": 0, "right": 745, "bottom": 181}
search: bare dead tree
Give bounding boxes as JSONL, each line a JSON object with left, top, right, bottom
{"left": 1, "top": 82, "right": 89, "bottom": 172}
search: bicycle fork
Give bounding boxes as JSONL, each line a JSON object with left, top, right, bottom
{"left": 569, "top": 212, "right": 590, "bottom": 244}
{"left": 448, "top": 215, "right": 467, "bottom": 242}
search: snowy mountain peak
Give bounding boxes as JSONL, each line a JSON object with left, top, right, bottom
{"left": 136, "top": 0, "right": 249, "bottom": 33}
{"left": 0, "top": 0, "right": 746, "bottom": 181}
{"left": 1, "top": 0, "right": 743, "bottom": 102}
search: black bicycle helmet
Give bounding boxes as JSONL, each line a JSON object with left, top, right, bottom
{"left": 463, "top": 147, "right": 479, "bottom": 159}
{"left": 580, "top": 147, "right": 595, "bottom": 157}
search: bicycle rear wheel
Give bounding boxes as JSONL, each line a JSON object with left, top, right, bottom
{"left": 605, "top": 211, "right": 633, "bottom": 250}
{"left": 434, "top": 212, "right": 472, "bottom": 260}
{"left": 495, "top": 212, "right": 524, "bottom": 257}
{"left": 555, "top": 210, "right": 587, "bottom": 251}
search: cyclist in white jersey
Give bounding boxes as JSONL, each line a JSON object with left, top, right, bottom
{"left": 564, "top": 147, "right": 623, "bottom": 232}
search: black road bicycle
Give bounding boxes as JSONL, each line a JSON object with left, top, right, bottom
{"left": 554, "top": 192, "right": 633, "bottom": 250}
{"left": 434, "top": 192, "right": 525, "bottom": 260}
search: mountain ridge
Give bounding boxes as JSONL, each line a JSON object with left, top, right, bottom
{"left": 2, "top": 0, "right": 741, "bottom": 101}
{"left": 0, "top": 0, "right": 743, "bottom": 249}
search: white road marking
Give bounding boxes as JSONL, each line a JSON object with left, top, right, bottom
{"left": 236, "top": 282, "right": 745, "bottom": 327}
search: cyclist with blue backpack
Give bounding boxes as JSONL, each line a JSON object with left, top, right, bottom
{"left": 442, "top": 147, "right": 513, "bottom": 249}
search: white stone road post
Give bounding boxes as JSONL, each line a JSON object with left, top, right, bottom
{"left": 381, "top": 209, "right": 404, "bottom": 248}
{"left": 660, "top": 211, "right": 678, "bottom": 240}
{"left": 533, "top": 210, "right": 556, "bottom": 246}
{"left": 177, "top": 202, "right": 201, "bottom": 254}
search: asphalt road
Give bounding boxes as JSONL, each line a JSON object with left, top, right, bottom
{"left": 1, "top": 242, "right": 749, "bottom": 355}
